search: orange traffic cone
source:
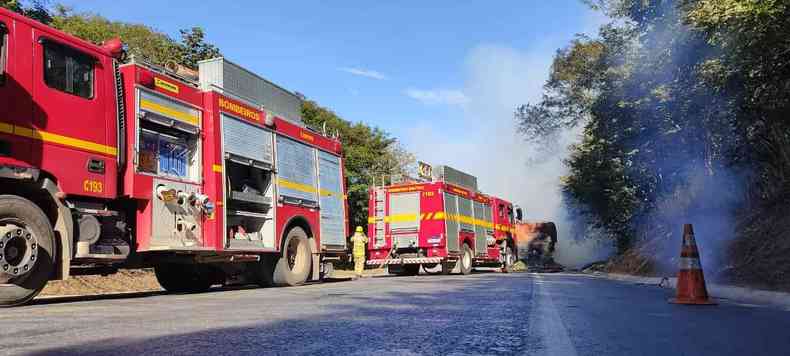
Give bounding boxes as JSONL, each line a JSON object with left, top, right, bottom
{"left": 669, "top": 224, "right": 716, "bottom": 305}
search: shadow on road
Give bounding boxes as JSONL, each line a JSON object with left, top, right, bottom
{"left": 32, "top": 290, "right": 167, "bottom": 306}
{"left": 32, "top": 284, "right": 264, "bottom": 306}
{"left": 23, "top": 274, "right": 537, "bottom": 355}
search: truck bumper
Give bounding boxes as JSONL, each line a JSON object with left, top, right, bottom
{"left": 367, "top": 257, "right": 444, "bottom": 265}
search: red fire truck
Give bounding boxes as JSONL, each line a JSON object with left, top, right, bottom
{"left": 367, "top": 165, "right": 521, "bottom": 275}
{"left": 0, "top": 9, "right": 348, "bottom": 306}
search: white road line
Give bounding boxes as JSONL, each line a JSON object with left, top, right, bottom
{"left": 530, "top": 274, "right": 579, "bottom": 356}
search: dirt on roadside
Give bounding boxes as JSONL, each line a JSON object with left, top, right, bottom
{"left": 40, "top": 269, "right": 162, "bottom": 297}
{"left": 39, "top": 267, "right": 388, "bottom": 297}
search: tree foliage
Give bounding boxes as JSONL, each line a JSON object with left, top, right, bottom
{"left": 517, "top": 0, "right": 790, "bottom": 261}
{"left": 4, "top": 2, "right": 222, "bottom": 68}
{"left": 302, "top": 101, "right": 415, "bottom": 231}
{"left": 179, "top": 27, "right": 220, "bottom": 68}
{"left": 1, "top": 0, "right": 52, "bottom": 24}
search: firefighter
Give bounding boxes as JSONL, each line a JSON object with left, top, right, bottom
{"left": 350, "top": 226, "right": 369, "bottom": 278}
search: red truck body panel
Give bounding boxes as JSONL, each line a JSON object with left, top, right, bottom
{"left": 367, "top": 180, "right": 516, "bottom": 266}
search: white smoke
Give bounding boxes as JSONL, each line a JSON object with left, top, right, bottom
{"left": 403, "top": 42, "right": 614, "bottom": 268}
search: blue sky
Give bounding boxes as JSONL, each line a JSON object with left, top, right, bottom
{"left": 61, "top": 1, "right": 606, "bottom": 220}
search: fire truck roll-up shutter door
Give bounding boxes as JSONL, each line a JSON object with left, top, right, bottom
{"left": 484, "top": 202, "right": 494, "bottom": 236}
{"left": 318, "top": 151, "right": 346, "bottom": 248}
{"left": 443, "top": 192, "right": 460, "bottom": 252}
{"left": 222, "top": 114, "right": 273, "bottom": 168}
{"left": 388, "top": 192, "right": 420, "bottom": 234}
{"left": 138, "top": 89, "right": 201, "bottom": 134}
{"left": 458, "top": 196, "right": 474, "bottom": 233}
{"left": 276, "top": 135, "right": 318, "bottom": 206}
{"left": 473, "top": 201, "right": 487, "bottom": 255}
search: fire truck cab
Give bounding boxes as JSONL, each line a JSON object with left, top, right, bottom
{"left": 0, "top": 9, "right": 347, "bottom": 306}
{"left": 367, "top": 165, "right": 519, "bottom": 275}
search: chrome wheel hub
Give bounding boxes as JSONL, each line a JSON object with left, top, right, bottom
{"left": 0, "top": 225, "right": 38, "bottom": 277}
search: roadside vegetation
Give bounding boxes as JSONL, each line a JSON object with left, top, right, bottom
{"left": 518, "top": 0, "right": 790, "bottom": 289}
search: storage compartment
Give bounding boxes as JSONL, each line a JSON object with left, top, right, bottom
{"left": 224, "top": 150, "right": 275, "bottom": 249}
{"left": 136, "top": 88, "right": 202, "bottom": 182}
{"left": 138, "top": 122, "right": 200, "bottom": 181}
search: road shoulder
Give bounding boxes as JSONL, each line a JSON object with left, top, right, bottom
{"left": 588, "top": 272, "right": 790, "bottom": 310}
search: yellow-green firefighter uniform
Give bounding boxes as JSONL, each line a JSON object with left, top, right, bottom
{"left": 350, "top": 226, "right": 368, "bottom": 277}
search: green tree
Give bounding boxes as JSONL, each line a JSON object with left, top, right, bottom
{"left": 49, "top": 6, "right": 220, "bottom": 68}
{"left": 179, "top": 27, "right": 221, "bottom": 68}
{"left": 517, "top": 0, "right": 741, "bottom": 252}
{"left": 51, "top": 5, "right": 183, "bottom": 65}
{"left": 519, "top": 0, "right": 790, "bottom": 285}
{"left": 302, "top": 100, "right": 414, "bottom": 231}
{"left": 1, "top": 0, "right": 52, "bottom": 24}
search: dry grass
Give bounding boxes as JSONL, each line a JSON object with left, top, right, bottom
{"left": 40, "top": 269, "right": 161, "bottom": 297}
{"left": 728, "top": 199, "right": 790, "bottom": 291}
{"left": 605, "top": 248, "right": 658, "bottom": 276}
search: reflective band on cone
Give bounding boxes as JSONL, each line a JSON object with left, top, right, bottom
{"left": 679, "top": 257, "right": 702, "bottom": 270}
{"left": 669, "top": 224, "right": 717, "bottom": 305}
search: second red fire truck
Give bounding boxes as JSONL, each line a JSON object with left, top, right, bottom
{"left": 0, "top": 9, "right": 348, "bottom": 306}
{"left": 367, "top": 164, "right": 521, "bottom": 275}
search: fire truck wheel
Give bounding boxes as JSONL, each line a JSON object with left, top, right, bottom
{"left": 459, "top": 244, "right": 473, "bottom": 275}
{"left": 272, "top": 227, "right": 312, "bottom": 287}
{"left": 424, "top": 262, "right": 452, "bottom": 275}
{"left": 0, "top": 195, "right": 56, "bottom": 307}
{"left": 252, "top": 256, "right": 276, "bottom": 287}
{"left": 422, "top": 263, "right": 441, "bottom": 275}
{"left": 154, "top": 263, "right": 213, "bottom": 293}
{"left": 399, "top": 264, "right": 420, "bottom": 276}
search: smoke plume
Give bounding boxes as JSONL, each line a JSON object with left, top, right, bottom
{"left": 404, "top": 43, "right": 614, "bottom": 268}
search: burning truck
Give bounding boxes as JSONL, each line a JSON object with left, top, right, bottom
{"left": 514, "top": 222, "right": 562, "bottom": 272}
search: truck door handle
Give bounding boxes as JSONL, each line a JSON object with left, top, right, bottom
{"left": 87, "top": 159, "right": 106, "bottom": 174}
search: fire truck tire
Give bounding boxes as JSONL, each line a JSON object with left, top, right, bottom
{"left": 423, "top": 262, "right": 451, "bottom": 275}
{"left": 399, "top": 264, "right": 420, "bottom": 276}
{"left": 154, "top": 263, "right": 213, "bottom": 293}
{"left": 272, "top": 227, "right": 312, "bottom": 287}
{"left": 0, "top": 195, "right": 56, "bottom": 307}
{"left": 252, "top": 256, "right": 276, "bottom": 287}
{"left": 459, "top": 244, "right": 473, "bottom": 275}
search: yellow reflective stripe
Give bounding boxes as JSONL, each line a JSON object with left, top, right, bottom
{"left": 371, "top": 211, "right": 496, "bottom": 228}
{"left": 0, "top": 121, "right": 117, "bottom": 156}
{"left": 0, "top": 122, "right": 12, "bottom": 134}
{"left": 385, "top": 213, "right": 418, "bottom": 223}
{"left": 212, "top": 164, "right": 223, "bottom": 173}
{"left": 140, "top": 98, "right": 200, "bottom": 126}
{"left": 319, "top": 188, "right": 343, "bottom": 199}
{"left": 279, "top": 179, "right": 344, "bottom": 200}
{"left": 277, "top": 178, "right": 342, "bottom": 199}
{"left": 278, "top": 178, "right": 317, "bottom": 194}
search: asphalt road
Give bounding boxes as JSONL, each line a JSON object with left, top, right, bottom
{"left": 3, "top": 272, "right": 790, "bottom": 355}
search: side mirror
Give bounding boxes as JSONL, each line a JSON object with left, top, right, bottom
{"left": 516, "top": 207, "right": 523, "bottom": 222}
